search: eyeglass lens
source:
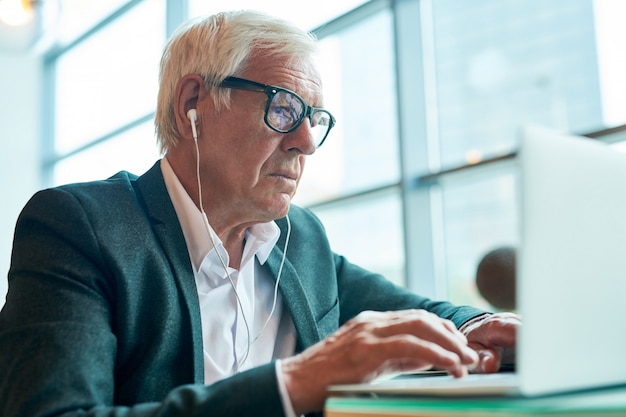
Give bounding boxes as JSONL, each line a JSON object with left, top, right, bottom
{"left": 267, "top": 90, "right": 332, "bottom": 147}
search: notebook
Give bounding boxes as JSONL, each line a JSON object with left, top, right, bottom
{"left": 329, "top": 125, "right": 626, "bottom": 398}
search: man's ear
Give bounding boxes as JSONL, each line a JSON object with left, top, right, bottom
{"left": 173, "top": 74, "right": 206, "bottom": 140}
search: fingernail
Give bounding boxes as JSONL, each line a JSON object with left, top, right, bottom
{"left": 478, "top": 351, "right": 493, "bottom": 372}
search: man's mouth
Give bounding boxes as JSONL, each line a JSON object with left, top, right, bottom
{"left": 270, "top": 171, "right": 298, "bottom": 182}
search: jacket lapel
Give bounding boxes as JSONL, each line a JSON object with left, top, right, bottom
{"left": 135, "top": 161, "right": 205, "bottom": 383}
{"left": 265, "top": 219, "right": 322, "bottom": 352}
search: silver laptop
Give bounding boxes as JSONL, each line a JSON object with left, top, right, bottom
{"left": 330, "top": 125, "right": 626, "bottom": 397}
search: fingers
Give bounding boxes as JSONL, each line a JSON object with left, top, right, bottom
{"left": 469, "top": 346, "right": 501, "bottom": 373}
{"left": 378, "top": 335, "right": 471, "bottom": 378}
{"left": 360, "top": 310, "right": 478, "bottom": 368}
{"left": 281, "top": 309, "right": 480, "bottom": 414}
{"left": 464, "top": 312, "right": 520, "bottom": 347}
{"left": 464, "top": 312, "right": 521, "bottom": 373}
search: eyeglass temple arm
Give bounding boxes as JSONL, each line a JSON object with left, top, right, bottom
{"left": 218, "top": 77, "right": 267, "bottom": 93}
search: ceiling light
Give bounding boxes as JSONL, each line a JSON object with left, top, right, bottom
{"left": 0, "top": 0, "right": 37, "bottom": 27}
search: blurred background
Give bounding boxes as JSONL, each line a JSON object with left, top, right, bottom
{"left": 1, "top": 0, "right": 625, "bottom": 310}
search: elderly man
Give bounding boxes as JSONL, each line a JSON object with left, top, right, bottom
{"left": 0, "top": 10, "right": 519, "bottom": 417}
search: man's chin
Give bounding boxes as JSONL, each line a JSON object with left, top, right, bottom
{"left": 269, "top": 194, "right": 293, "bottom": 219}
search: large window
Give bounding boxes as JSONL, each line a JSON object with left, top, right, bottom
{"left": 418, "top": 0, "right": 626, "bottom": 306}
{"left": 43, "top": 0, "right": 626, "bottom": 310}
{"left": 45, "top": 0, "right": 164, "bottom": 184}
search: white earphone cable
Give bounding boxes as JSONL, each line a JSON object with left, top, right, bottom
{"left": 193, "top": 134, "right": 290, "bottom": 372}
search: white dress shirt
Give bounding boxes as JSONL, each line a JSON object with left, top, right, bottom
{"left": 160, "top": 158, "right": 298, "bottom": 416}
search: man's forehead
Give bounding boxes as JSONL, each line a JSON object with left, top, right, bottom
{"left": 246, "top": 54, "right": 325, "bottom": 103}
{"left": 247, "top": 54, "right": 322, "bottom": 87}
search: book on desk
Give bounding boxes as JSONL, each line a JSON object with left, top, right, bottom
{"left": 325, "top": 385, "right": 626, "bottom": 417}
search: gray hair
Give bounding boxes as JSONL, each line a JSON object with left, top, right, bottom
{"left": 155, "top": 10, "right": 319, "bottom": 154}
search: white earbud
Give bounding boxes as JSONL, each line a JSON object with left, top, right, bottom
{"left": 187, "top": 108, "right": 198, "bottom": 140}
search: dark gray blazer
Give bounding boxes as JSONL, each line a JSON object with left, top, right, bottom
{"left": 0, "top": 161, "right": 485, "bottom": 417}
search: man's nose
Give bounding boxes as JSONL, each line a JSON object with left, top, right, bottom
{"left": 281, "top": 120, "right": 317, "bottom": 155}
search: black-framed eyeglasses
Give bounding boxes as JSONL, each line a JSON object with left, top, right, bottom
{"left": 217, "top": 76, "right": 336, "bottom": 148}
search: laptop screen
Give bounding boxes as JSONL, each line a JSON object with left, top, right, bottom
{"left": 517, "top": 125, "right": 626, "bottom": 395}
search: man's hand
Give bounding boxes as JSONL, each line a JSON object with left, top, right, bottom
{"left": 460, "top": 312, "right": 521, "bottom": 373}
{"left": 280, "top": 310, "right": 479, "bottom": 415}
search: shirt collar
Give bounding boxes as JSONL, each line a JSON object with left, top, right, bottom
{"left": 160, "top": 157, "right": 280, "bottom": 272}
